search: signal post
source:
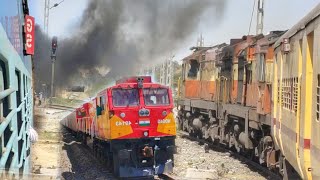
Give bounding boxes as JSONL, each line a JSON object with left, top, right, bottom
{"left": 51, "top": 36, "right": 57, "bottom": 98}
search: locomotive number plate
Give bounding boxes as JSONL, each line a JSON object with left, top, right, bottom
{"left": 115, "top": 121, "right": 132, "bottom": 126}
{"left": 158, "top": 119, "right": 171, "bottom": 124}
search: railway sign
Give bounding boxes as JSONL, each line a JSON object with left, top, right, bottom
{"left": 24, "top": 15, "right": 35, "bottom": 55}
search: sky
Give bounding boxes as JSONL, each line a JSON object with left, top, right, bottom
{"left": 28, "top": 0, "right": 320, "bottom": 62}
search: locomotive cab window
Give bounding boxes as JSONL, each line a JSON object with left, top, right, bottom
{"left": 96, "top": 96, "right": 105, "bottom": 116}
{"left": 112, "top": 88, "right": 139, "bottom": 107}
{"left": 187, "top": 60, "right": 199, "bottom": 78}
{"left": 143, "top": 88, "right": 169, "bottom": 106}
{"left": 100, "top": 96, "right": 105, "bottom": 110}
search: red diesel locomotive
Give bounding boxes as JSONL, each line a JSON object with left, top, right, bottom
{"left": 61, "top": 76, "right": 176, "bottom": 178}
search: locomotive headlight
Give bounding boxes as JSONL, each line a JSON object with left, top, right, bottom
{"left": 143, "top": 131, "right": 149, "bottom": 137}
{"left": 120, "top": 112, "right": 126, "bottom": 118}
{"left": 162, "top": 111, "right": 167, "bottom": 116}
{"left": 139, "top": 109, "right": 150, "bottom": 117}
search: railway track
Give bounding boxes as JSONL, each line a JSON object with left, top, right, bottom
{"left": 177, "top": 130, "right": 281, "bottom": 180}
{"left": 48, "top": 104, "right": 75, "bottom": 111}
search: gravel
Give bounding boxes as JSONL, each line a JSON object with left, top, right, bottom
{"left": 32, "top": 107, "right": 116, "bottom": 180}
{"left": 33, "top": 107, "right": 269, "bottom": 180}
{"left": 59, "top": 129, "right": 116, "bottom": 180}
{"left": 171, "top": 135, "right": 268, "bottom": 180}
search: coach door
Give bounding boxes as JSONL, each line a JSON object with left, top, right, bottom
{"left": 311, "top": 28, "right": 320, "bottom": 179}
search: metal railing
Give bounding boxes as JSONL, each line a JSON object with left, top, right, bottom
{"left": 0, "top": 83, "right": 32, "bottom": 176}
{"left": 0, "top": 24, "right": 33, "bottom": 177}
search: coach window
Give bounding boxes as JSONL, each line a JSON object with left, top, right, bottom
{"left": 258, "top": 54, "right": 266, "bottom": 82}
{"left": 187, "top": 60, "right": 199, "bottom": 78}
{"left": 100, "top": 96, "right": 105, "bottom": 110}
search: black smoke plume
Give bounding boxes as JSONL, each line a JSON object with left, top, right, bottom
{"left": 34, "top": 0, "right": 227, "bottom": 92}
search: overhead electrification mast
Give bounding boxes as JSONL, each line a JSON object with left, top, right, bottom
{"left": 256, "top": 0, "right": 264, "bottom": 35}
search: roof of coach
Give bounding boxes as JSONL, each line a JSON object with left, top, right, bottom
{"left": 182, "top": 43, "right": 227, "bottom": 63}
{"left": 250, "top": 31, "right": 286, "bottom": 48}
{"left": 182, "top": 47, "right": 211, "bottom": 62}
{"left": 274, "top": 3, "right": 320, "bottom": 48}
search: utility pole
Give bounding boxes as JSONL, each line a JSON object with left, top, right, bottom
{"left": 51, "top": 36, "right": 58, "bottom": 97}
{"left": 51, "top": 59, "right": 55, "bottom": 97}
{"left": 44, "top": 0, "right": 50, "bottom": 35}
{"left": 44, "top": 0, "right": 66, "bottom": 35}
{"left": 196, "top": 33, "right": 204, "bottom": 47}
{"left": 256, "top": 0, "right": 264, "bottom": 35}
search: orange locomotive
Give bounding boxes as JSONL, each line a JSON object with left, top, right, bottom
{"left": 61, "top": 76, "right": 176, "bottom": 178}
{"left": 177, "top": 4, "right": 320, "bottom": 179}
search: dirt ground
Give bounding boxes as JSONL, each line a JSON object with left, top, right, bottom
{"left": 30, "top": 107, "right": 67, "bottom": 179}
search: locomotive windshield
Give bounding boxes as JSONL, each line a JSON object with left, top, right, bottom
{"left": 143, "top": 88, "right": 170, "bottom": 106}
{"left": 112, "top": 88, "right": 139, "bottom": 107}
